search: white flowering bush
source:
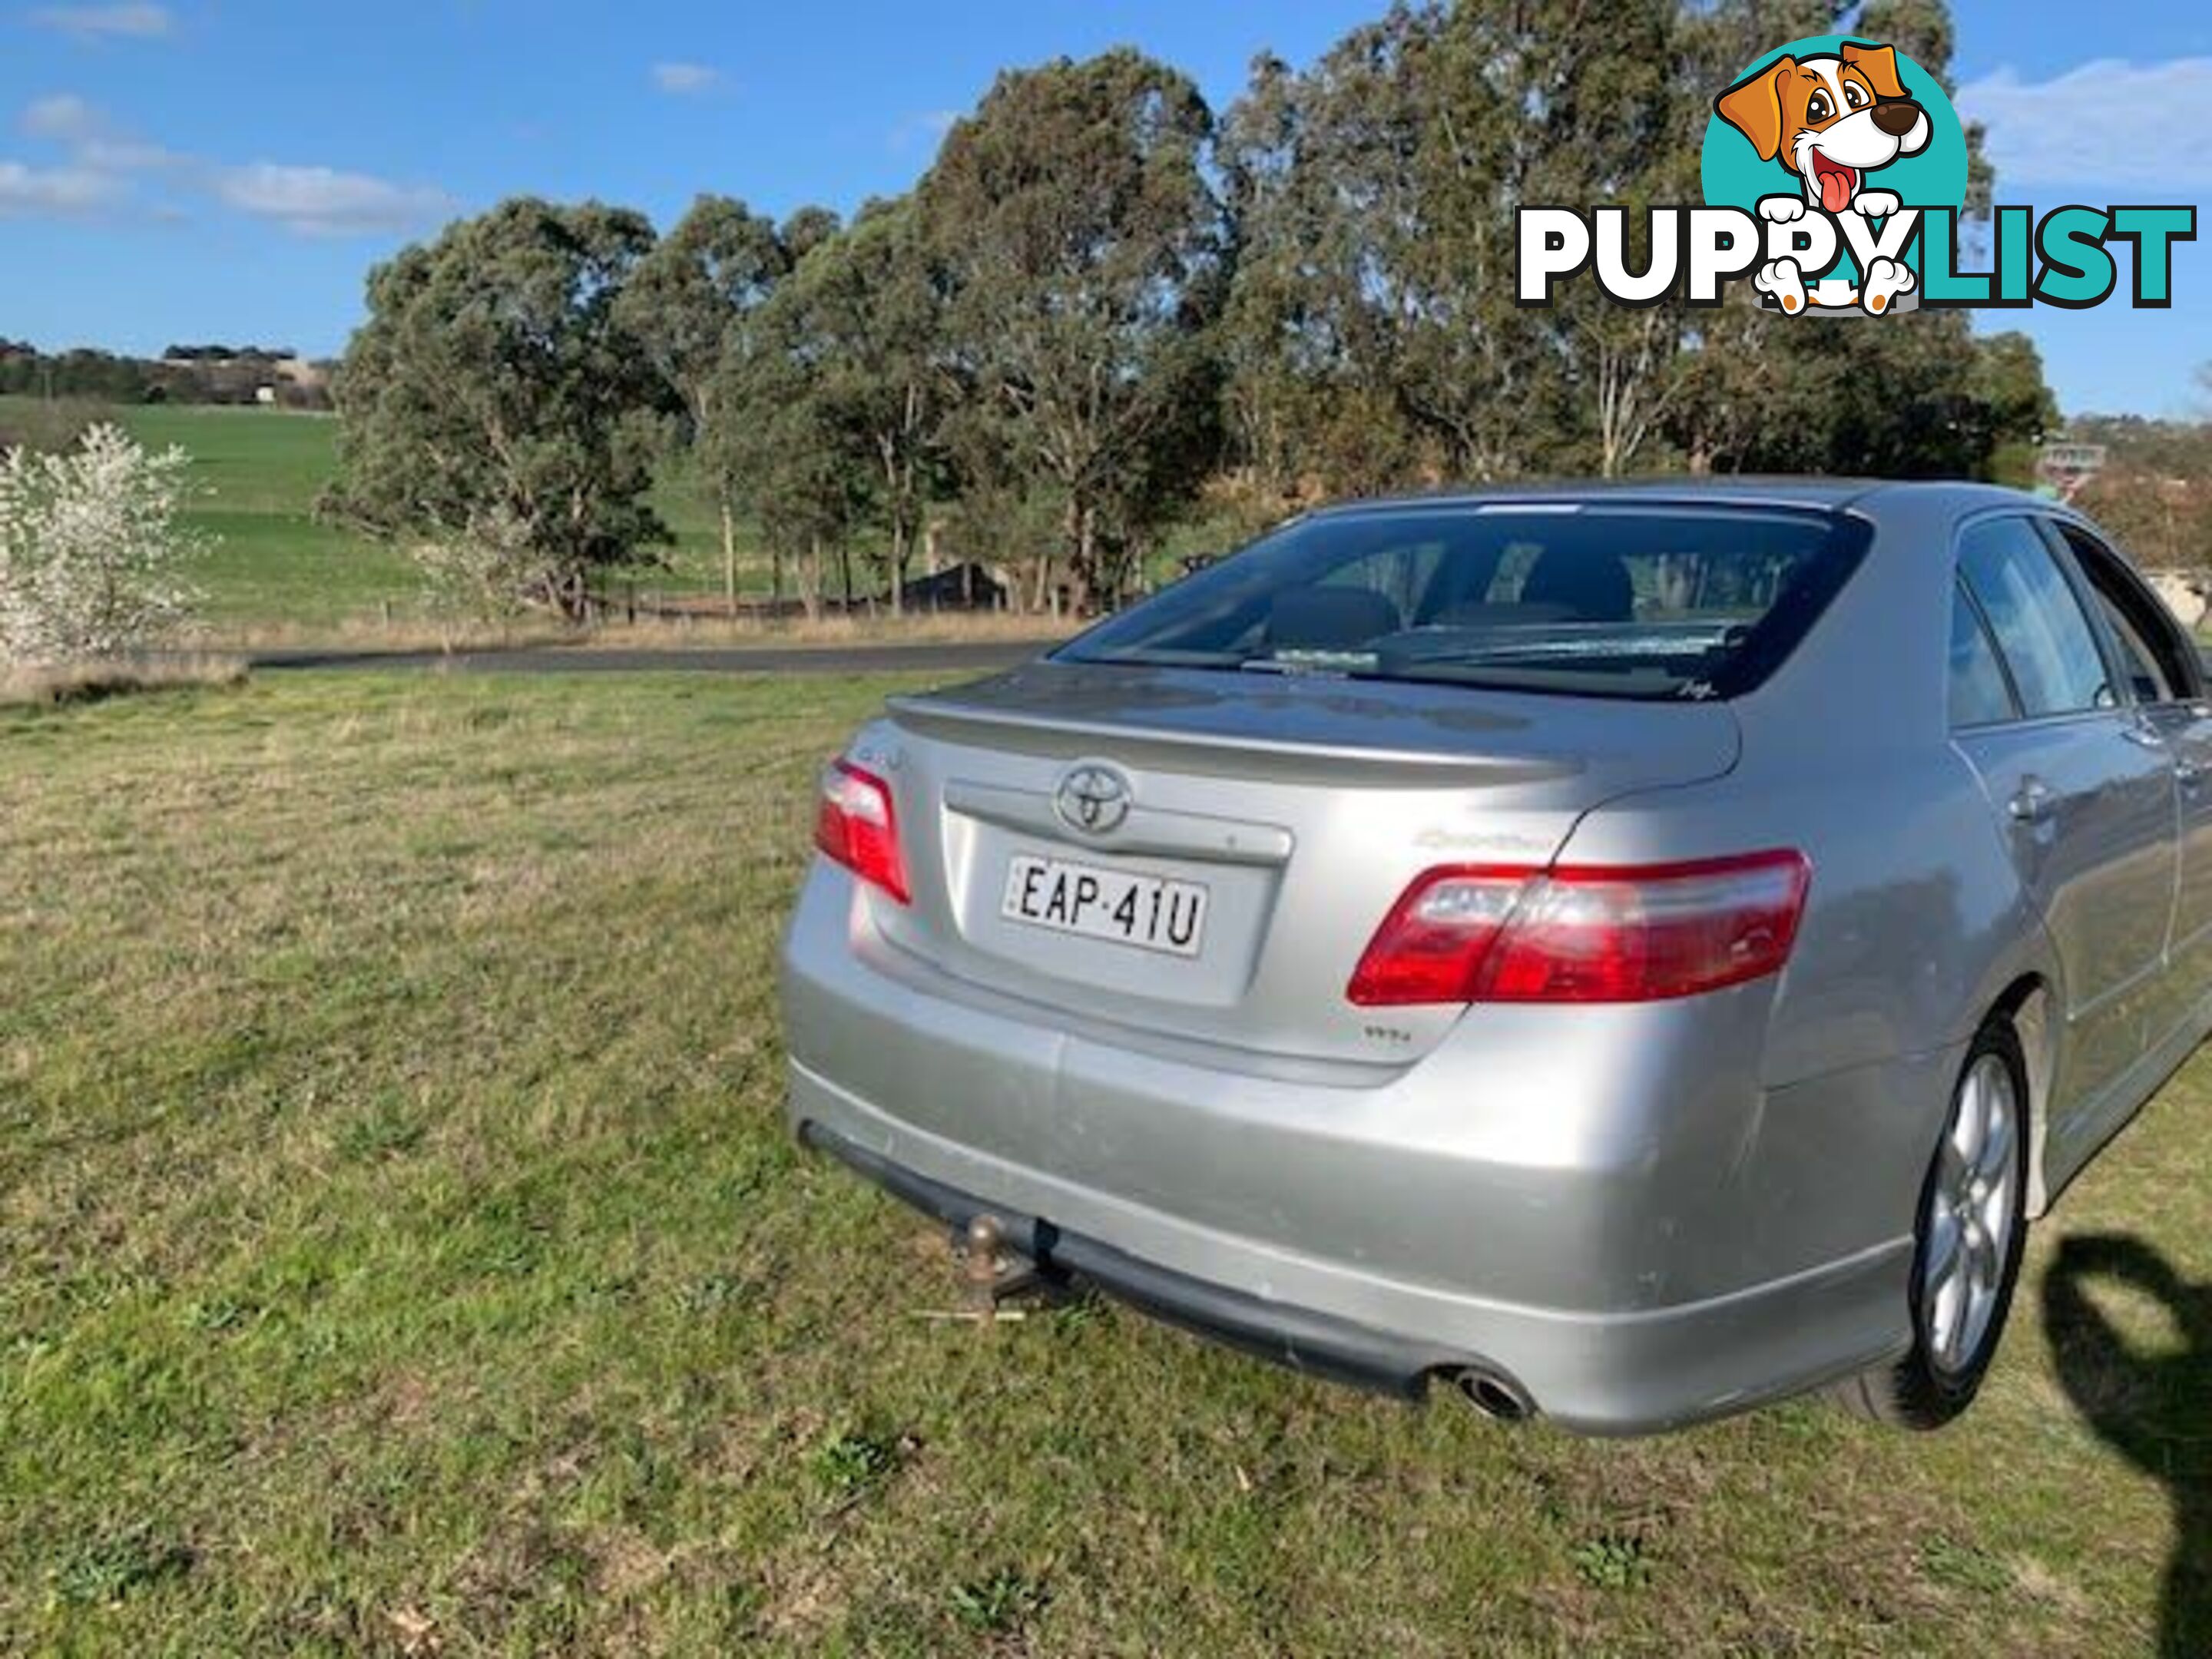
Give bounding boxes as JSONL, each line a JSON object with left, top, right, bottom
{"left": 409, "top": 505, "right": 541, "bottom": 618}
{"left": 0, "top": 423, "right": 204, "bottom": 664}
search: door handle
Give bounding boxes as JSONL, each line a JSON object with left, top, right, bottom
{"left": 2178, "top": 759, "right": 2204, "bottom": 791}
{"left": 2008, "top": 778, "right": 2055, "bottom": 825}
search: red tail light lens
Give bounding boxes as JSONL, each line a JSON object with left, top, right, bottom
{"left": 814, "top": 759, "right": 910, "bottom": 904}
{"left": 1347, "top": 850, "right": 1810, "bottom": 1007}
{"left": 1346, "top": 866, "right": 1532, "bottom": 1008}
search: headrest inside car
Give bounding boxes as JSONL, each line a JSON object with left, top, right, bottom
{"left": 1520, "top": 548, "right": 1634, "bottom": 622}
{"left": 1265, "top": 584, "right": 1402, "bottom": 651}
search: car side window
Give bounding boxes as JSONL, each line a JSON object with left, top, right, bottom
{"left": 2042, "top": 519, "right": 2204, "bottom": 703}
{"left": 1956, "top": 517, "right": 2114, "bottom": 717}
{"left": 2097, "top": 594, "right": 2175, "bottom": 704}
{"left": 1949, "top": 580, "right": 2019, "bottom": 728}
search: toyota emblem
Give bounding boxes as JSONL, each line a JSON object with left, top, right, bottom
{"left": 1054, "top": 763, "right": 1131, "bottom": 835}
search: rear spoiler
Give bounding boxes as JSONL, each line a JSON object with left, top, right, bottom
{"left": 886, "top": 690, "right": 1584, "bottom": 787}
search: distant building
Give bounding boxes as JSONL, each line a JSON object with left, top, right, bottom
{"left": 253, "top": 362, "right": 329, "bottom": 406}
{"left": 273, "top": 356, "right": 329, "bottom": 395}
{"left": 2035, "top": 441, "right": 2107, "bottom": 503}
{"left": 898, "top": 561, "right": 1006, "bottom": 611}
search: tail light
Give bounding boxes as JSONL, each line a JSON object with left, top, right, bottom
{"left": 1347, "top": 850, "right": 1810, "bottom": 1007}
{"left": 814, "top": 759, "right": 910, "bottom": 904}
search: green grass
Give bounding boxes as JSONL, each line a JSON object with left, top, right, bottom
{"left": 104, "top": 402, "right": 421, "bottom": 631}
{"left": 0, "top": 397, "right": 772, "bottom": 635}
{"left": 3, "top": 670, "right": 2208, "bottom": 1654}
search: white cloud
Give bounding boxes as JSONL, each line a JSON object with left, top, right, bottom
{"left": 214, "top": 161, "right": 452, "bottom": 236}
{"left": 19, "top": 92, "right": 177, "bottom": 168}
{"left": 1957, "top": 58, "right": 2212, "bottom": 190}
{"left": 0, "top": 159, "right": 116, "bottom": 213}
{"left": 78, "top": 133, "right": 174, "bottom": 169}
{"left": 651, "top": 61, "right": 720, "bottom": 96}
{"left": 9, "top": 91, "right": 449, "bottom": 235}
{"left": 22, "top": 92, "right": 99, "bottom": 140}
{"left": 26, "top": 3, "right": 173, "bottom": 39}
{"left": 7, "top": 95, "right": 134, "bottom": 216}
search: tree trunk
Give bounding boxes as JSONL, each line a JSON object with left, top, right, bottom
{"left": 719, "top": 496, "right": 738, "bottom": 614}
{"left": 882, "top": 438, "right": 907, "bottom": 618}
{"left": 804, "top": 534, "right": 823, "bottom": 622}
{"left": 1070, "top": 498, "right": 1097, "bottom": 617}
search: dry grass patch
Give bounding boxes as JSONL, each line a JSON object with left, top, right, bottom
{"left": 206, "top": 607, "right": 1074, "bottom": 654}
{"left": 569, "top": 608, "right": 1078, "bottom": 650}
{"left": 0, "top": 654, "right": 247, "bottom": 708}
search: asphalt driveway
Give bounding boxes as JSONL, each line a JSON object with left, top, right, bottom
{"left": 249, "top": 640, "right": 1056, "bottom": 676}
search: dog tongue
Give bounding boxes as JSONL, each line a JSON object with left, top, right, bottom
{"left": 1819, "top": 167, "right": 1853, "bottom": 214}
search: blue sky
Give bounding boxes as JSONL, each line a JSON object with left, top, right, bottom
{"left": 2, "top": 0, "right": 2208, "bottom": 418}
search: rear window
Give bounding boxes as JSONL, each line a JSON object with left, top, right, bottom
{"left": 1059, "top": 502, "right": 1869, "bottom": 701}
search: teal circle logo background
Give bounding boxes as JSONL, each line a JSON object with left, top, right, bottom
{"left": 1701, "top": 34, "right": 1969, "bottom": 240}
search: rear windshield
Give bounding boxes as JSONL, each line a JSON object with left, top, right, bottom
{"left": 1059, "top": 502, "right": 1869, "bottom": 701}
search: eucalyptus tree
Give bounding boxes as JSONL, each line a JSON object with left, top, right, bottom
{"left": 919, "top": 49, "right": 1228, "bottom": 610}
{"left": 616, "top": 194, "right": 790, "bottom": 606}
{"left": 325, "top": 198, "right": 668, "bottom": 618}
{"left": 1663, "top": 0, "right": 2046, "bottom": 478}
{"left": 768, "top": 198, "right": 949, "bottom": 612}
{"left": 1219, "top": 5, "right": 1593, "bottom": 488}
{"left": 1220, "top": 0, "right": 2046, "bottom": 484}
{"left": 1217, "top": 51, "right": 1426, "bottom": 506}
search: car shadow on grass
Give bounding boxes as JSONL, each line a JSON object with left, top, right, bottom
{"left": 2044, "top": 1233, "right": 2210, "bottom": 1658}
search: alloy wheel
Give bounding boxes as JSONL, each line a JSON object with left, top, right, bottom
{"left": 1920, "top": 1051, "right": 2022, "bottom": 1376}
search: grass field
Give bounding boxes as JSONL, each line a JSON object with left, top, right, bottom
{"left": 100, "top": 402, "right": 420, "bottom": 631}
{"left": 0, "top": 398, "right": 765, "bottom": 637}
{"left": 2, "top": 669, "right": 2207, "bottom": 1654}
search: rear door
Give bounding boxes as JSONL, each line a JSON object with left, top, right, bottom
{"left": 2043, "top": 517, "right": 2212, "bottom": 1025}
{"left": 1949, "top": 514, "right": 2180, "bottom": 1118}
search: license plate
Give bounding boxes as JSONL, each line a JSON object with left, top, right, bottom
{"left": 1001, "top": 853, "right": 1208, "bottom": 958}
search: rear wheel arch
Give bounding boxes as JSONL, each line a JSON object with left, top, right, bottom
{"left": 1836, "top": 1006, "right": 2035, "bottom": 1428}
{"left": 1988, "top": 973, "right": 2058, "bottom": 1217}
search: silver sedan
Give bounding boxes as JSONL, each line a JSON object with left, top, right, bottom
{"left": 780, "top": 481, "right": 2212, "bottom": 1433}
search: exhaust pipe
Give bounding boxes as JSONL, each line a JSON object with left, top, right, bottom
{"left": 1448, "top": 1366, "right": 1535, "bottom": 1422}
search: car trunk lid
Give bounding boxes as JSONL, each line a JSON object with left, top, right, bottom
{"left": 862, "top": 661, "right": 1740, "bottom": 1065}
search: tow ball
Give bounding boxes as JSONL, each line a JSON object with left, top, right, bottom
{"left": 937, "top": 1214, "right": 1043, "bottom": 1324}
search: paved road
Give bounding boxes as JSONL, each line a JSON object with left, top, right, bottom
{"left": 249, "top": 640, "right": 1058, "bottom": 677}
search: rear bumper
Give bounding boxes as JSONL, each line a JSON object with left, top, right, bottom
{"left": 793, "top": 1054, "right": 1914, "bottom": 1431}
{"left": 800, "top": 1118, "right": 1476, "bottom": 1399}
{"left": 783, "top": 866, "right": 1958, "bottom": 1433}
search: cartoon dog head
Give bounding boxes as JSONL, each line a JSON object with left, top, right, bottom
{"left": 1715, "top": 41, "right": 1931, "bottom": 214}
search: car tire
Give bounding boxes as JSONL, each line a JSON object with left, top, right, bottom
{"left": 1833, "top": 1015, "right": 2032, "bottom": 1430}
